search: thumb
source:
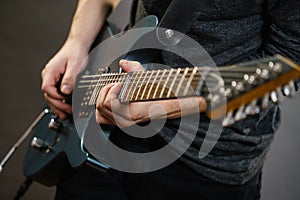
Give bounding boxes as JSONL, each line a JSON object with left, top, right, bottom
{"left": 119, "top": 59, "right": 144, "bottom": 72}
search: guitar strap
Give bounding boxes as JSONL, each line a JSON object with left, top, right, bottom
{"left": 157, "top": 0, "right": 212, "bottom": 46}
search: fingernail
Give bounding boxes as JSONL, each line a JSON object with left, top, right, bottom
{"left": 61, "top": 84, "right": 72, "bottom": 94}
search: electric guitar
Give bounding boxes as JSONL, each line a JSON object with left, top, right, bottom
{"left": 23, "top": 7, "right": 300, "bottom": 188}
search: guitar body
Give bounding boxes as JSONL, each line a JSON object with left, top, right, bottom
{"left": 23, "top": 109, "right": 87, "bottom": 186}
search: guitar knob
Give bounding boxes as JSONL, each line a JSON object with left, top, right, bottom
{"left": 31, "top": 137, "right": 44, "bottom": 149}
{"left": 48, "top": 118, "right": 62, "bottom": 132}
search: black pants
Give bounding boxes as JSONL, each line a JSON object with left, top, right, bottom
{"left": 55, "top": 160, "right": 262, "bottom": 200}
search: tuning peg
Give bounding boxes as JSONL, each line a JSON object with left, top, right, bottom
{"left": 256, "top": 68, "right": 270, "bottom": 79}
{"left": 261, "top": 93, "right": 269, "bottom": 109}
{"left": 245, "top": 99, "right": 260, "bottom": 115}
{"left": 244, "top": 74, "right": 257, "bottom": 85}
{"left": 268, "top": 61, "right": 282, "bottom": 73}
{"left": 220, "top": 87, "right": 233, "bottom": 98}
{"left": 283, "top": 81, "right": 296, "bottom": 97}
{"left": 270, "top": 87, "right": 283, "bottom": 104}
{"left": 222, "top": 111, "right": 235, "bottom": 127}
{"left": 231, "top": 81, "right": 245, "bottom": 92}
{"left": 270, "top": 91, "right": 278, "bottom": 103}
{"left": 234, "top": 105, "right": 246, "bottom": 121}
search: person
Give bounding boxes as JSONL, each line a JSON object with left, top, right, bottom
{"left": 41, "top": 0, "right": 300, "bottom": 199}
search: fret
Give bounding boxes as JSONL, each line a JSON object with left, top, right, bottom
{"left": 167, "top": 68, "right": 181, "bottom": 98}
{"left": 123, "top": 72, "right": 135, "bottom": 102}
{"left": 153, "top": 69, "right": 167, "bottom": 99}
{"left": 118, "top": 73, "right": 128, "bottom": 102}
{"left": 129, "top": 71, "right": 143, "bottom": 101}
{"left": 195, "top": 67, "right": 211, "bottom": 96}
{"left": 160, "top": 69, "right": 174, "bottom": 98}
{"left": 140, "top": 70, "right": 154, "bottom": 100}
{"left": 111, "top": 74, "right": 116, "bottom": 84}
{"left": 119, "top": 73, "right": 133, "bottom": 102}
{"left": 175, "top": 67, "right": 189, "bottom": 96}
{"left": 135, "top": 71, "right": 148, "bottom": 101}
{"left": 183, "top": 67, "right": 198, "bottom": 96}
{"left": 89, "top": 75, "right": 105, "bottom": 105}
{"left": 146, "top": 70, "right": 160, "bottom": 100}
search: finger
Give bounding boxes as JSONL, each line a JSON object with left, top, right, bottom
{"left": 119, "top": 59, "right": 144, "bottom": 72}
{"left": 45, "top": 95, "right": 72, "bottom": 114}
{"left": 106, "top": 83, "right": 122, "bottom": 102}
{"left": 60, "top": 60, "right": 82, "bottom": 95}
{"left": 95, "top": 109, "right": 113, "bottom": 124}
{"left": 51, "top": 108, "right": 67, "bottom": 120}
{"left": 43, "top": 87, "right": 65, "bottom": 100}
{"left": 96, "top": 83, "right": 115, "bottom": 110}
{"left": 96, "top": 83, "right": 132, "bottom": 126}
{"left": 44, "top": 99, "right": 68, "bottom": 120}
{"left": 41, "top": 66, "right": 65, "bottom": 100}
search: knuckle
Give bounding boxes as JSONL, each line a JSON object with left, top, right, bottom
{"left": 103, "top": 99, "right": 112, "bottom": 109}
{"left": 41, "top": 84, "right": 48, "bottom": 92}
{"left": 62, "top": 76, "right": 75, "bottom": 85}
{"left": 41, "top": 68, "right": 45, "bottom": 76}
{"left": 130, "top": 111, "right": 142, "bottom": 122}
{"left": 95, "top": 114, "right": 101, "bottom": 124}
{"left": 95, "top": 102, "right": 102, "bottom": 111}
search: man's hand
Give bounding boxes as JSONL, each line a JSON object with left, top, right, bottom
{"left": 95, "top": 60, "right": 207, "bottom": 128}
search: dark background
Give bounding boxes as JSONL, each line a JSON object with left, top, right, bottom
{"left": 0, "top": 0, "right": 299, "bottom": 199}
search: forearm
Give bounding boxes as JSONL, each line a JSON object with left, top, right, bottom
{"left": 66, "top": 0, "right": 120, "bottom": 52}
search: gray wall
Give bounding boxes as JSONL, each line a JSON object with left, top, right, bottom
{"left": 0, "top": 0, "right": 299, "bottom": 199}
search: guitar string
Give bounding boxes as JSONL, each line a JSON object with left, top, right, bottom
{"left": 78, "top": 75, "right": 248, "bottom": 104}
{"left": 77, "top": 65, "right": 270, "bottom": 88}
{"left": 77, "top": 72, "right": 248, "bottom": 89}
{"left": 77, "top": 64, "right": 276, "bottom": 104}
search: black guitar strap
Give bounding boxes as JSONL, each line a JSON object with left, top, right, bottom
{"left": 157, "top": 0, "right": 212, "bottom": 46}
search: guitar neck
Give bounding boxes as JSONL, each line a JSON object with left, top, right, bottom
{"left": 77, "top": 54, "right": 300, "bottom": 121}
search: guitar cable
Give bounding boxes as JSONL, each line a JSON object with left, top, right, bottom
{"left": 0, "top": 110, "right": 47, "bottom": 172}
{"left": 13, "top": 178, "right": 33, "bottom": 200}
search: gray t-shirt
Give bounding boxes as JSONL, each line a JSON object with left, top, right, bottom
{"left": 111, "top": 0, "right": 300, "bottom": 185}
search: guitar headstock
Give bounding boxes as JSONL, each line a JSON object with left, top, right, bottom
{"left": 205, "top": 54, "right": 300, "bottom": 126}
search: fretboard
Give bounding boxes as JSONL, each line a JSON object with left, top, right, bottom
{"left": 78, "top": 66, "right": 213, "bottom": 106}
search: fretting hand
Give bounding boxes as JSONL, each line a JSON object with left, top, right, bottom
{"left": 95, "top": 60, "right": 207, "bottom": 128}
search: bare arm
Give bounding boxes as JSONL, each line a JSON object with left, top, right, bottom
{"left": 67, "top": 0, "right": 120, "bottom": 53}
{"left": 41, "top": 0, "right": 120, "bottom": 119}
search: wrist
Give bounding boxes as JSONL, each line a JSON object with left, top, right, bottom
{"left": 64, "top": 35, "right": 92, "bottom": 54}
{"left": 63, "top": 37, "right": 91, "bottom": 55}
